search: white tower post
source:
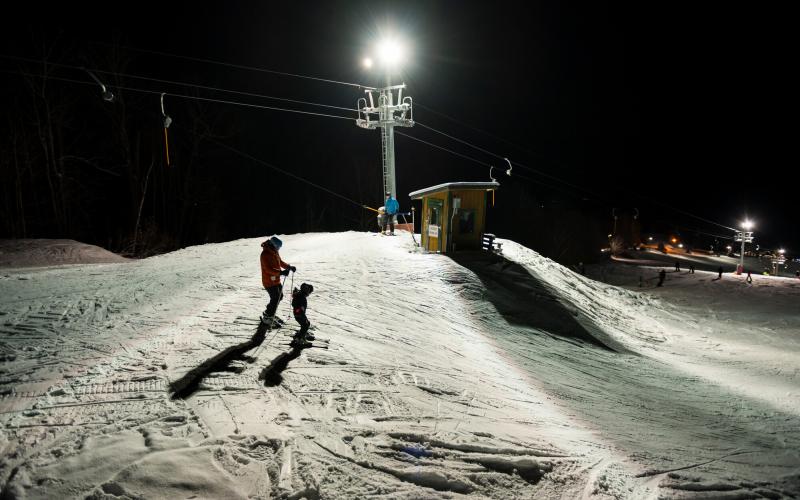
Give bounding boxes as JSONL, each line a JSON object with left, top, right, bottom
{"left": 734, "top": 220, "right": 754, "bottom": 275}
{"left": 356, "top": 84, "right": 414, "bottom": 201}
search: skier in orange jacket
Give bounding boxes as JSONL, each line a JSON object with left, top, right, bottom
{"left": 260, "top": 236, "right": 295, "bottom": 326}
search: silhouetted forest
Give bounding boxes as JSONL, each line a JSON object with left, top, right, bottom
{"left": 1, "top": 34, "right": 620, "bottom": 264}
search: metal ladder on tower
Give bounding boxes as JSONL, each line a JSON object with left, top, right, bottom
{"left": 381, "top": 125, "right": 390, "bottom": 195}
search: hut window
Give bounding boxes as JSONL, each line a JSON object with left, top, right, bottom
{"left": 430, "top": 206, "right": 440, "bottom": 226}
{"left": 459, "top": 209, "right": 476, "bottom": 234}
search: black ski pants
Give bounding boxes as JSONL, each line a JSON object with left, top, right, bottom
{"left": 294, "top": 312, "right": 310, "bottom": 335}
{"left": 264, "top": 285, "right": 282, "bottom": 318}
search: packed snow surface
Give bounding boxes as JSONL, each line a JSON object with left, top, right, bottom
{"left": 0, "top": 232, "right": 798, "bottom": 499}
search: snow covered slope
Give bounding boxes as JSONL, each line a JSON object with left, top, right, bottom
{"left": 0, "top": 232, "right": 797, "bottom": 499}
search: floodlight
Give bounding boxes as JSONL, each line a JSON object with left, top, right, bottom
{"left": 376, "top": 38, "right": 406, "bottom": 66}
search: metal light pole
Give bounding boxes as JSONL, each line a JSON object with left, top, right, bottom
{"left": 735, "top": 220, "right": 754, "bottom": 274}
{"left": 356, "top": 84, "right": 413, "bottom": 200}
{"left": 356, "top": 39, "right": 414, "bottom": 201}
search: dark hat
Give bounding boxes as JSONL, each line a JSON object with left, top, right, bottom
{"left": 300, "top": 283, "right": 313, "bottom": 295}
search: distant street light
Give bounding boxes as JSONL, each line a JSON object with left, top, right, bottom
{"left": 735, "top": 219, "right": 754, "bottom": 274}
{"left": 773, "top": 248, "right": 787, "bottom": 276}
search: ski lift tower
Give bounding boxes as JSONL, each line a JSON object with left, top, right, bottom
{"left": 734, "top": 219, "right": 754, "bottom": 274}
{"left": 772, "top": 248, "right": 786, "bottom": 276}
{"left": 356, "top": 84, "right": 414, "bottom": 201}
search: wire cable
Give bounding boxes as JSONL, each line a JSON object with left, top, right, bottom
{"left": 414, "top": 119, "right": 737, "bottom": 233}
{"left": 415, "top": 102, "right": 540, "bottom": 157}
{"left": 646, "top": 199, "right": 736, "bottom": 232}
{"left": 208, "top": 138, "right": 369, "bottom": 211}
{"left": 415, "top": 120, "right": 606, "bottom": 199}
{"left": 1, "top": 68, "right": 355, "bottom": 121}
{"left": 93, "top": 42, "right": 369, "bottom": 89}
{"left": 395, "top": 131, "right": 595, "bottom": 199}
{"left": 0, "top": 54, "right": 359, "bottom": 114}
{"left": 395, "top": 130, "right": 490, "bottom": 167}
{"left": 4, "top": 59, "right": 739, "bottom": 233}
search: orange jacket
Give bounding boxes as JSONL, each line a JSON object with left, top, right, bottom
{"left": 260, "top": 243, "right": 289, "bottom": 288}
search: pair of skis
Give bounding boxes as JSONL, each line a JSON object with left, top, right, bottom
{"left": 267, "top": 321, "right": 329, "bottom": 349}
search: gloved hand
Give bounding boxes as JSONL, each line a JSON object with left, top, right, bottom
{"left": 280, "top": 268, "right": 290, "bottom": 276}
{"left": 289, "top": 266, "right": 297, "bottom": 272}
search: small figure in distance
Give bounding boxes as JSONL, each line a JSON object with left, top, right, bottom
{"left": 383, "top": 192, "right": 399, "bottom": 236}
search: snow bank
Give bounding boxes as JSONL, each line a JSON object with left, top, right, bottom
{"left": 0, "top": 239, "right": 128, "bottom": 268}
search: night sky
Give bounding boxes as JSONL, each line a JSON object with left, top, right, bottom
{"left": 2, "top": 2, "right": 795, "bottom": 258}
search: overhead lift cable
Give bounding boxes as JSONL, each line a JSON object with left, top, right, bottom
{"left": 93, "top": 43, "right": 368, "bottom": 89}
{"left": 4, "top": 55, "right": 738, "bottom": 234}
{"left": 0, "top": 54, "right": 358, "bottom": 115}
{"left": 1, "top": 69, "right": 355, "bottom": 121}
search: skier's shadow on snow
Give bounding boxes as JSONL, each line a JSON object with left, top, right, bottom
{"left": 450, "top": 252, "right": 615, "bottom": 351}
{"left": 171, "top": 323, "right": 273, "bottom": 399}
{"left": 259, "top": 347, "right": 303, "bottom": 387}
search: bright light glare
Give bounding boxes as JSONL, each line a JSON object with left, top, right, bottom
{"left": 742, "top": 219, "right": 754, "bottom": 230}
{"left": 779, "top": 248, "right": 786, "bottom": 254}
{"left": 362, "top": 57, "right": 373, "bottom": 69}
{"left": 375, "top": 38, "right": 406, "bottom": 67}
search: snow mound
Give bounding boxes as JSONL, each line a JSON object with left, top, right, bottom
{"left": 0, "top": 232, "right": 797, "bottom": 499}
{"left": 0, "top": 239, "right": 128, "bottom": 268}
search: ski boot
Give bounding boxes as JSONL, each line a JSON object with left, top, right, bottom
{"left": 261, "top": 315, "right": 283, "bottom": 328}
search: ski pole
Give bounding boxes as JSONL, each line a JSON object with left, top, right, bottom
{"left": 279, "top": 273, "right": 288, "bottom": 302}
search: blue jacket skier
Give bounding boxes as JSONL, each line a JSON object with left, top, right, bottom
{"left": 383, "top": 192, "right": 399, "bottom": 235}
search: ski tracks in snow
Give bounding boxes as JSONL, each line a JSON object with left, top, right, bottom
{"left": 2, "top": 233, "right": 797, "bottom": 498}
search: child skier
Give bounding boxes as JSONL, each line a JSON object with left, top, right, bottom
{"left": 291, "top": 283, "right": 314, "bottom": 346}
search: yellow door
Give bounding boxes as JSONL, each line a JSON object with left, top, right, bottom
{"left": 426, "top": 199, "right": 443, "bottom": 252}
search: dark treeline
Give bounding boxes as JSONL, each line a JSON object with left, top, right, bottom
{"left": 1, "top": 33, "right": 613, "bottom": 264}
{"left": 0, "top": 36, "right": 384, "bottom": 256}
